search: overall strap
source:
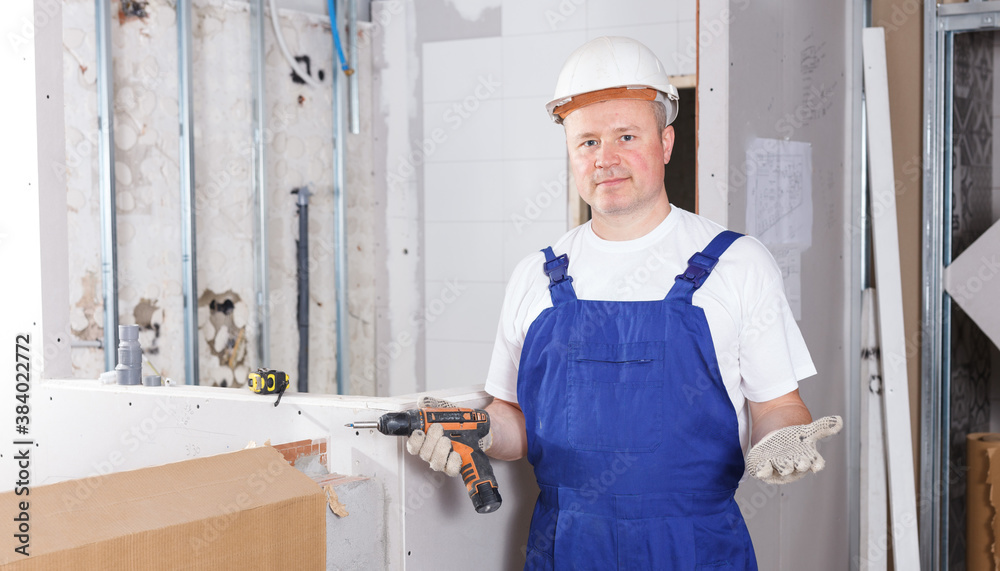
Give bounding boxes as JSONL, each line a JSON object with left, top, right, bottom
{"left": 666, "top": 230, "right": 743, "bottom": 304}
{"left": 541, "top": 247, "right": 577, "bottom": 306}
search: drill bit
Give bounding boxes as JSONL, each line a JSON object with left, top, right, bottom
{"left": 346, "top": 421, "right": 379, "bottom": 429}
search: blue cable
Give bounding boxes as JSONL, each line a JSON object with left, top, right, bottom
{"left": 327, "top": 0, "right": 350, "bottom": 73}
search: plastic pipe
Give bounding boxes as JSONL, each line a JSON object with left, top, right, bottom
{"left": 295, "top": 187, "right": 311, "bottom": 392}
{"left": 348, "top": 0, "right": 359, "bottom": 134}
{"left": 268, "top": 0, "right": 323, "bottom": 88}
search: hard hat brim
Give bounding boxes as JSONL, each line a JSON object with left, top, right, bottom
{"left": 546, "top": 84, "right": 679, "bottom": 125}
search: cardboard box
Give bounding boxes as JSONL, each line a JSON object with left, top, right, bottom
{"left": 1, "top": 447, "right": 326, "bottom": 569}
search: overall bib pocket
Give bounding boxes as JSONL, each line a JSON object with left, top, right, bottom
{"left": 567, "top": 341, "right": 665, "bottom": 452}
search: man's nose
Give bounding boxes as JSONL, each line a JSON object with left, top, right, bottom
{"left": 595, "top": 143, "right": 620, "bottom": 168}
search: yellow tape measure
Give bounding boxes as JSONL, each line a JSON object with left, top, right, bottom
{"left": 248, "top": 368, "right": 289, "bottom": 406}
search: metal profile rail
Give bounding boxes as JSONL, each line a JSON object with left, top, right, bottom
{"left": 332, "top": 0, "right": 350, "bottom": 394}
{"left": 921, "top": 2, "right": 1000, "bottom": 568}
{"left": 95, "top": 0, "right": 119, "bottom": 372}
{"left": 177, "top": 0, "right": 199, "bottom": 385}
{"left": 251, "top": 0, "right": 271, "bottom": 368}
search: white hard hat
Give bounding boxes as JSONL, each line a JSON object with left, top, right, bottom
{"left": 546, "top": 36, "right": 679, "bottom": 125}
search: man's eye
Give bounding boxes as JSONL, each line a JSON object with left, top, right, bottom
{"left": 583, "top": 140, "right": 598, "bottom": 147}
{"left": 621, "top": 134, "right": 634, "bottom": 142}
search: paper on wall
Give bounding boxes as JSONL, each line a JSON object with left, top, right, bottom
{"left": 744, "top": 138, "right": 813, "bottom": 320}
{"left": 745, "top": 138, "right": 813, "bottom": 249}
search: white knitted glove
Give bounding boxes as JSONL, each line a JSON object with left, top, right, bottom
{"left": 418, "top": 395, "right": 456, "bottom": 409}
{"left": 407, "top": 423, "right": 462, "bottom": 477}
{"left": 747, "top": 415, "right": 843, "bottom": 485}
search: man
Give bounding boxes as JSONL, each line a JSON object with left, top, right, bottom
{"left": 408, "top": 36, "right": 841, "bottom": 569}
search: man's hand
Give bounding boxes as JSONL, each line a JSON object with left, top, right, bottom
{"left": 404, "top": 396, "right": 493, "bottom": 477}
{"left": 746, "top": 415, "right": 843, "bottom": 484}
{"left": 483, "top": 398, "right": 527, "bottom": 461}
{"left": 406, "top": 423, "right": 462, "bottom": 476}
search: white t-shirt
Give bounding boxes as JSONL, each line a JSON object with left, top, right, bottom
{"left": 484, "top": 206, "right": 817, "bottom": 452}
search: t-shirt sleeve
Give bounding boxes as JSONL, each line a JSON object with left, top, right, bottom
{"left": 484, "top": 319, "right": 520, "bottom": 403}
{"left": 483, "top": 253, "right": 546, "bottom": 404}
{"left": 737, "top": 243, "right": 817, "bottom": 403}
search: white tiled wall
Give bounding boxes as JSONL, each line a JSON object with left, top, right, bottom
{"left": 420, "top": 1, "right": 698, "bottom": 389}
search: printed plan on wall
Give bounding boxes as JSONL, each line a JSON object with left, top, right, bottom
{"left": 744, "top": 138, "right": 813, "bottom": 320}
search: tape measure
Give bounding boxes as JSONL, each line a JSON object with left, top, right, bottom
{"left": 248, "top": 368, "right": 289, "bottom": 406}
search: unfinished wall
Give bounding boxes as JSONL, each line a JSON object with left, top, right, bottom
{"left": 415, "top": 0, "right": 698, "bottom": 392}
{"left": 62, "top": 0, "right": 376, "bottom": 394}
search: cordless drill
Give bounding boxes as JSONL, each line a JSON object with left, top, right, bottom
{"left": 347, "top": 407, "right": 502, "bottom": 514}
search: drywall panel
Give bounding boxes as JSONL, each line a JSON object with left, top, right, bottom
{"left": 727, "top": 1, "right": 855, "bottom": 569}
{"left": 0, "top": 0, "right": 46, "bottom": 493}
{"left": 35, "top": 0, "right": 71, "bottom": 379}
{"left": 697, "top": 0, "right": 732, "bottom": 226}
{"left": 26, "top": 380, "right": 535, "bottom": 570}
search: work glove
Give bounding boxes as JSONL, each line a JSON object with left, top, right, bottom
{"left": 746, "top": 415, "right": 843, "bottom": 485}
{"left": 405, "top": 396, "right": 493, "bottom": 477}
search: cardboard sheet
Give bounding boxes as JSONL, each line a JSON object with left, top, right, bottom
{"left": 966, "top": 433, "right": 1000, "bottom": 569}
{"left": 0, "top": 447, "right": 326, "bottom": 569}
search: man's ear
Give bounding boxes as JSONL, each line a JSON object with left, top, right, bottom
{"left": 662, "top": 125, "right": 676, "bottom": 164}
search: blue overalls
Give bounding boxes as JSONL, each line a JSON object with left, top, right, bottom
{"left": 517, "top": 230, "right": 757, "bottom": 570}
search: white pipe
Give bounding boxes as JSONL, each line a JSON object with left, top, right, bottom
{"left": 268, "top": 0, "right": 323, "bottom": 89}
{"left": 348, "top": 0, "right": 359, "bottom": 134}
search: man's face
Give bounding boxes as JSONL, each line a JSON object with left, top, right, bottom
{"left": 564, "top": 99, "right": 674, "bottom": 223}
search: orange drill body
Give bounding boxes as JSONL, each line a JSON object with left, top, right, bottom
{"left": 350, "top": 407, "right": 502, "bottom": 514}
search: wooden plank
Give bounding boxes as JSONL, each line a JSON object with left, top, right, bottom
{"left": 861, "top": 27, "right": 921, "bottom": 569}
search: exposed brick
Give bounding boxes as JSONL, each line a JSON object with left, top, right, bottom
{"left": 271, "top": 438, "right": 329, "bottom": 467}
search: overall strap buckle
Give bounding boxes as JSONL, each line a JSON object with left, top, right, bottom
{"left": 666, "top": 231, "right": 743, "bottom": 303}
{"left": 540, "top": 247, "right": 577, "bottom": 305}
{"left": 543, "top": 253, "right": 571, "bottom": 286}
{"left": 677, "top": 252, "right": 720, "bottom": 288}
